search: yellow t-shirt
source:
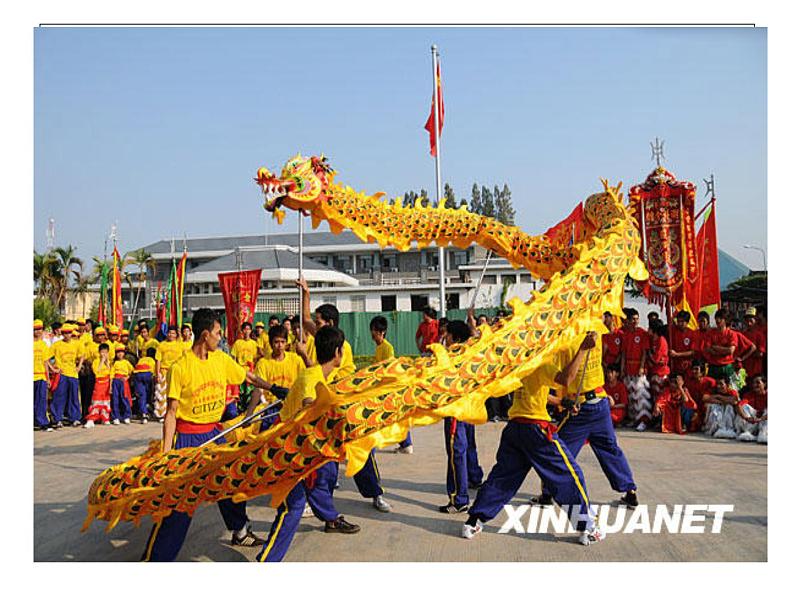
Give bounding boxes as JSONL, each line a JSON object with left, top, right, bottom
{"left": 92, "top": 359, "right": 112, "bottom": 379}
{"left": 306, "top": 335, "right": 355, "bottom": 382}
{"left": 179, "top": 339, "right": 193, "bottom": 354}
{"left": 509, "top": 363, "right": 558, "bottom": 421}
{"left": 82, "top": 341, "right": 100, "bottom": 364}
{"left": 231, "top": 338, "right": 258, "bottom": 368}
{"left": 554, "top": 334, "right": 606, "bottom": 396}
{"left": 52, "top": 340, "right": 81, "bottom": 378}
{"left": 168, "top": 350, "right": 247, "bottom": 424}
{"left": 281, "top": 365, "right": 327, "bottom": 421}
{"left": 374, "top": 339, "right": 395, "bottom": 363}
{"left": 135, "top": 356, "right": 155, "bottom": 374}
{"left": 136, "top": 336, "right": 160, "bottom": 357}
{"left": 34, "top": 339, "right": 51, "bottom": 382}
{"left": 254, "top": 353, "right": 306, "bottom": 403}
{"left": 112, "top": 359, "right": 134, "bottom": 378}
{"left": 156, "top": 340, "right": 185, "bottom": 372}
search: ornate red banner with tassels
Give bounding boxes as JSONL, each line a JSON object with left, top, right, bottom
{"left": 629, "top": 167, "right": 697, "bottom": 310}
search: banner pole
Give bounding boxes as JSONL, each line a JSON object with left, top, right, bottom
{"left": 298, "top": 212, "right": 304, "bottom": 337}
{"left": 430, "top": 44, "right": 446, "bottom": 317}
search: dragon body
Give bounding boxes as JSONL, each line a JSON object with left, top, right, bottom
{"left": 83, "top": 155, "right": 647, "bottom": 532}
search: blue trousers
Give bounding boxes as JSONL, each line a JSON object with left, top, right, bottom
{"left": 222, "top": 401, "right": 238, "bottom": 422}
{"left": 131, "top": 372, "right": 152, "bottom": 416}
{"left": 681, "top": 406, "right": 695, "bottom": 429}
{"left": 51, "top": 376, "right": 80, "bottom": 424}
{"left": 444, "top": 418, "right": 484, "bottom": 506}
{"left": 259, "top": 403, "right": 282, "bottom": 432}
{"left": 469, "top": 421, "right": 593, "bottom": 531}
{"left": 257, "top": 462, "right": 341, "bottom": 562}
{"left": 399, "top": 431, "right": 413, "bottom": 448}
{"left": 34, "top": 380, "right": 49, "bottom": 427}
{"left": 142, "top": 428, "right": 249, "bottom": 562}
{"left": 542, "top": 399, "right": 636, "bottom": 497}
{"left": 111, "top": 379, "right": 132, "bottom": 421}
{"left": 353, "top": 450, "right": 384, "bottom": 498}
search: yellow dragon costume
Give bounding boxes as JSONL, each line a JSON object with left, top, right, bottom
{"left": 83, "top": 154, "right": 647, "bottom": 532}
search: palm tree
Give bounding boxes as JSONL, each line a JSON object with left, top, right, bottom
{"left": 52, "top": 245, "right": 84, "bottom": 312}
{"left": 34, "top": 250, "right": 54, "bottom": 298}
{"left": 124, "top": 248, "right": 156, "bottom": 323}
{"left": 71, "top": 270, "right": 94, "bottom": 318}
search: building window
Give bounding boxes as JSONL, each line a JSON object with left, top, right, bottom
{"left": 381, "top": 295, "right": 397, "bottom": 311}
{"left": 350, "top": 295, "right": 366, "bottom": 311}
{"left": 452, "top": 251, "right": 468, "bottom": 267}
{"left": 481, "top": 275, "right": 497, "bottom": 285}
{"left": 257, "top": 297, "right": 299, "bottom": 315}
{"left": 382, "top": 254, "right": 398, "bottom": 271}
{"left": 411, "top": 294, "right": 429, "bottom": 312}
{"left": 446, "top": 293, "right": 460, "bottom": 310}
{"left": 357, "top": 255, "right": 373, "bottom": 273}
{"left": 502, "top": 274, "right": 517, "bottom": 285}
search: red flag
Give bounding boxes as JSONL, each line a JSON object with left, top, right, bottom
{"left": 424, "top": 62, "right": 445, "bottom": 157}
{"left": 112, "top": 247, "right": 123, "bottom": 327}
{"left": 218, "top": 269, "right": 262, "bottom": 345}
{"left": 545, "top": 203, "right": 584, "bottom": 245}
{"left": 176, "top": 250, "right": 187, "bottom": 327}
{"left": 697, "top": 205, "right": 721, "bottom": 311}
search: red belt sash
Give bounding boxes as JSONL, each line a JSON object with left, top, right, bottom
{"left": 175, "top": 419, "right": 223, "bottom": 434}
{"left": 511, "top": 417, "right": 558, "bottom": 441}
{"left": 112, "top": 375, "right": 132, "bottom": 403}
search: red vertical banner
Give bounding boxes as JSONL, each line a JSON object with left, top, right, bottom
{"left": 218, "top": 269, "right": 262, "bottom": 345}
{"left": 424, "top": 60, "right": 444, "bottom": 157}
{"left": 112, "top": 246, "right": 123, "bottom": 327}
{"left": 545, "top": 202, "right": 584, "bottom": 245}
{"left": 697, "top": 205, "right": 721, "bottom": 310}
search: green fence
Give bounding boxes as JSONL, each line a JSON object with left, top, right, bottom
{"left": 139, "top": 308, "right": 500, "bottom": 360}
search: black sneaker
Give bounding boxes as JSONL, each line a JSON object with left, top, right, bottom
{"left": 439, "top": 502, "right": 469, "bottom": 514}
{"left": 231, "top": 529, "right": 265, "bottom": 547}
{"left": 324, "top": 516, "right": 360, "bottom": 534}
{"left": 530, "top": 494, "right": 554, "bottom": 506}
{"left": 620, "top": 490, "right": 639, "bottom": 509}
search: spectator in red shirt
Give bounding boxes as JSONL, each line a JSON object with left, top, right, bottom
{"left": 685, "top": 361, "right": 716, "bottom": 432}
{"left": 694, "top": 311, "right": 712, "bottom": 364}
{"left": 702, "top": 375, "right": 739, "bottom": 439}
{"left": 620, "top": 308, "right": 652, "bottom": 431}
{"left": 704, "top": 309, "right": 739, "bottom": 383}
{"left": 646, "top": 321, "right": 670, "bottom": 410}
{"left": 733, "top": 329, "right": 757, "bottom": 385}
{"left": 735, "top": 375, "right": 767, "bottom": 443}
{"left": 669, "top": 311, "right": 697, "bottom": 376}
{"left": 415, "top": 307, "right": 439, "bottom": 355}
{"left": 742, "top": 307, "right": 766, "bottom": 379}
{"left": 653, "top": 372, "right": 697, "bottom": 435}
{"left": 605, "top": 364, "right": 628, "bottom": 426}
{"left": 602, "top": 311, "right": 623, "bottom": 373}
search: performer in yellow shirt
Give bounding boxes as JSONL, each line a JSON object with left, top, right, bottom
{"left": 230, "top": 322, "right": 258, "bottom": 370}
{"left": 535, "top": 329, "right": 639, "bottom": 509}
{"left": 153, "top": 326, "right": 185, "bottom": 419}
{"left": 142, "top": 308, "right": 280, "bottom": 562}
{"left": 135, "top": 323, "right": 160, "bottom": 358}
{"left": 462, "top": 332, "right": 605, "bottom": 546}
{"left": 245, "top": 324, "right": 308, "bottom": 430}
{"left": 110, "top": 346, "right": 134, "bottom": 424}
{"left": 180, "top": 323, "right": 193, "bottom": 353}
{"left": 84, "top": 343, "right": 113, "bottom": 427}
{"left": 132, "top": 347, "right": 157, "bottom": 423}
{"left": 107, "top": 325, "right": 123, "bottom": 355}
{"left": 50, "top": 323, "right": 85, "bottom": 427}
{"left": 257, "top": 326, "right": 361, "bottom": 563}
{"left": 34, "top": 320, "right": 53, "bottom": 430}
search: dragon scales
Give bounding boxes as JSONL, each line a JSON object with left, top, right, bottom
{"left": 83, "top": 154, "right": 647, "bottom": 532}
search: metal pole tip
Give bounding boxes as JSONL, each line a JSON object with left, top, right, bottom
{"left": 431, "top": 44, "right": 437, "bottom": 51}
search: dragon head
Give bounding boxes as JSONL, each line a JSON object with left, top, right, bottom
{"left": 255, "top": 154, "right": 335, "bottom": 223}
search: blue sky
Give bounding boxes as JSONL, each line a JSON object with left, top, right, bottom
{"left": 34, "top": 26, "right": 767, "bottom": 269}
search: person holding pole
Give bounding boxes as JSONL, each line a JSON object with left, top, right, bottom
{"left": 535, "top": 330, "right": 639, "bottom": 509}
{"left": 142, "top": 308, "right": 282, "bottom": 562}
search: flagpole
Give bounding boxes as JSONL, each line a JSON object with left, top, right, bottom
{"left": 298, "top": 212, "right": 304, "bottom": 339}
{"left": 430, "top": 44, "right": 446, "bottom": 317}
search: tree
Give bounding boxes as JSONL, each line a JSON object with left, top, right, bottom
{"left": 124, "top": 248, "right": 157, "bottom": 323}
{"left": 470, "top": 183, "right": 483, "bottom": 215}
{"left": 443, "top": 183, "right": 457, "bottom": 209}
{"left": 71, "top": 270, "right": 93, "bottom": 318}
{"left": 403, "top": 190, "right": 418, "bottom": 205}
{"left": 495, "top": 183, "right": 516, "bottom": 226}
{"left": 51, "top": 245, "right": 84, "bottom": 312}
{"left": 34, "top": 297, "right": 60, "bottom": 327}
{"left": 481, "top": 186, "right": 496, "bottom": 218}
{"left": 418, "top": 189, "right": 430, "bottom": 208}
{"left": 34, "top": 250, "right": 57, "bottom": 299}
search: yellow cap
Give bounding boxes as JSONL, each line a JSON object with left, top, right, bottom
{"left": 745, "top": 307, "right": 757, "bottom": 317}
{"left": 115, "top": 346, "right": 126, "bottom": 353}
{"left": 77, "top": 317, "right": 86, "bottom": 325}
{"left": 184, "top": 322, "right": 192, "bottom": 328}
{"left": 255, "top": 321, "right": 265, "bottom": 328}
{"left": 62, "top": 323, "right": 75, "bottom": 333}
{"left": 95, "top": 327, "right": 107, "bottom": 335}
{"left": 108, "top": 324, "right": 119, "bottom": 334}
{"left": 33, "top": 319, "right": 44, "bottom": 330}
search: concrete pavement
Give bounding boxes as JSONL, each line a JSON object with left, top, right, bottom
{"left": 34, "top": 421, "right": 766, "bottom": 562}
